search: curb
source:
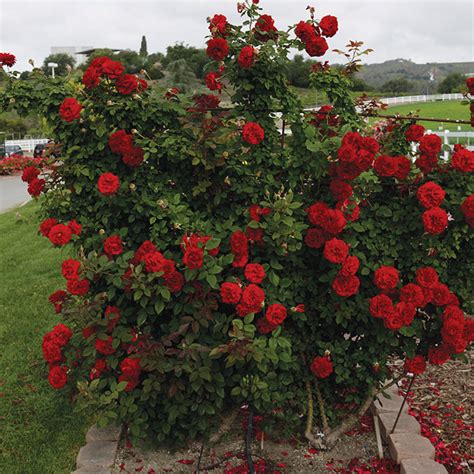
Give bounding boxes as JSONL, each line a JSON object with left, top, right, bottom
{"left": 372, "top": 382, "right": 447, "bottom": 474}
{"left": 71, "top": 424, "right": 123, "bottom": 474}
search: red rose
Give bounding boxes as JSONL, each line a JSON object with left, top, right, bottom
{"left": 22, "top": 166, "right": 40, "bottom": 183}
{"left": 305, "top": 228, "right": 327, "bottom": 249}
{"left": 82, "top": 67, "right": 100, "bottom": 88}
{"left": 265, "top": 304, "right": 287, "bottom": 325}
{"left": 101, "top": 58, "right": 124, "bottom": 79}
{"left": 295, "top": 21, "right": 316, "bottom": 43}
{"left": 120, "top": 357, "right": 141, "bottom": 379}
{"left": 143, "top": 251, "right": 168, "bottom": 273}
{"left": 242, "top": 122, "right": 264, "bottom": 145}
{"left": 122, "top": 145, "right": 144, "bottom": 167}
{"left": 104, "top": 235, "right": 123, "bottom": 257}
{"left": 42, "top": 335, "right": 62, "bottom": 364}
{"left": 105, "top": 305, "right": 121, "bottom": 332}
{"left": 337, "top": 145, "right": 357, "bottom": 163}
{"left": 205, "top": 71, "right": 221, "bottom": 92}
{"left": 310, "top": 356, "right": 333, "bottom": 378}
{"left": 220, "top": 282, "right": 242, "bottom": 304}
{"left": 48, "top": 224, "right": 72, "bottom": 246}
{"left": 48, "top": 365, "right": 68, "bottom": 389}
{"left": 384, "top": 310, "right": 404, "bottom": 331}
{"left": 0, "top": 52, "right": 16, "bottom": 67}
{"left": 320, "top": 209, "right": 346, "bottom": 235}
{"left": 428, "top": 345, "right": 450, "bottom": 365}
{"left": 370, "top": 294, "right": 394, "bottom": 319}
{"left": 67, "top": 278, "right": 90, "bottom": 296}
{"left": 97, "top": 172, "right": 120, "bottom": 196}
{"left": 51, "top": 323, "right": 73, "bottom": 346}
{"left": 464, "top": 318, "right": 474, "bottom": 343}
{"left": 340, "top": 255, "right": 359, "bottom": 277}
{"left": 49, "top": 290, "right": 67, "bottom": 305}
{"left": 95, "top": 336, "right": 115, "bottom": 355}
{"left": 27, "top": 178, "right": 45, "bottom": 197}
{"left": 319, "top": 15, "right": 338, "bottom": 37}
{"left": 239, "top": 284, "right": 265, "bottom": 315}
{"left": 323, "top": 238, "right": 349, "bottom": 264}
{"left": 332, "top": 274, "right": 360, "bottom": 297}
{"left": 163, "top": 271, "right": 184, "bottom": 293}
{"left": 183, "top": 247, "right": 204, "bottom": 269}
{"left": 246, "top": 226, "right": 264, "bottom": 243}
{"left": 374, "top": 155, "right": 397, "bottom": 177}
{"left": 238, "top": 46, "right": 256, "bottom": 69}
{"left": 209, "top": 14, "right": 228, "bottom": 37}
{"left": 249, "top": 204, "right": 270, "bottom": 222}
{"left": 336, "top": 199, "right": 360, "bottom": 222}
{"left": 206, "top": 38, "right": 229, "bottom": 61}
{"left": 108, "top": 130, "right": 134, "bottom": 154}
{"left": 40, "top": 218, "right": 58, "bottom": 237}
{"left": 330, "top": 180, "right": 353, "bottom": 201}
{"left": 90, "top": 359, "right": 107, "bottom": 380}
{"left": 460, "top": 194, "right": 474, "bottom": 227}
{"left": 307, "top": 201, "right": 329, "bottom": 226}
{"left": 416, "top": 266, "right": 439, "bottom": 288}
{"left": 395, "top": 302, "right": 416, "bottom": 326}
{"left": 415, "top": 154, "right": 438, "bottom": 174}
{"left": 374, "top": 265, "right": 399, "bottom": 291}
{"left": 59, "top": 98, "right": 82, "bottom": 122}
{"left": 431, "top": 283, "right": 450, "bottom": 306}
{"left": 116, "top": 74, "right": 139, "bottom": 95}
{"left": 451, "top": 146, "right": 474, "bottom": 173}
{"left": 255, "top": 14, "right": 278, "bottom": 41}
{"left": 400, "top": 283, "right": 424, "bottom": 307}
{"left": 61, "top": 259, "right": 81, "bottom": 280}
{"left": 230, "top": 230, "right": 249, "bottom": 268}
{"left": 244, "top": 263, "right": 266, "bottom": 284}
{"left": 422, "top": 207, "right": 448, "bottom": 234}
{"left": 90, "top": 56, "right": 110, "bottom": 72}
{"left": 419, "top": 134, "right": 442, "bottom": 157}
{"left": 394, "top": 155, "right": 411, "bottom": 181}
{"left": 404, "top": 355, "right": 426, "bottom": 375}
{"left": 404, "top": 124, "right": 425, "bottom": 142}
{"left": 416, "top": 181, "right": 446, "bottom": 209}
{"left": 305, "top": 36, "right": 328, "bottom": 57}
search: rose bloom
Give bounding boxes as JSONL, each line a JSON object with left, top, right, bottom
{"left": 0, "top": 52, "right": 16, "bottom": 67}
{"left": 340, "top": 255, "right": 359, "bottom": 277}
{"left": 51, "top": 323, "right": 73, "bottom": 346}
{"left": 240, "top": 284, "right": 265, "bottom": 314}
{"left": 238, "top": 45, "right": 256, "bottom": 69}
{"left": 249, "top": 204, "right": 270, "bottom": 222}
{"left": 374, "top": 265, "right": 399, "bottom": 291}
{"left": 246, "top": 226, "right": 264, "bottom": 243}
{"left": 415, "top": 154, "right": 438, "bottom": 174}
{"left": 209, "top": 14, "right": 228, "bottom": 36}
{"left": 320, "top": 208, "right": 346, "bottom": 235}
{"left": 265, "top": 304, "right": 287, "bottom": 325}
{"left": 95, "top": 336, "right": 116, "bottom": 355}
{"left": 332, "top": 274, "right": 360, "bottom": 297}
{"left": 451, "top": 146, "right": 474, "bottom": 173}
{"left": 67, "top": 219, "right": 82, "bottom": 236}
{"left": 205, "top": 71, "right": 221, "bottom": 92}
{"left": 104, "top": 235, "right": 123, "bottom": 257}
{"left": 305, "top": 36, "right": 328, "bottom": 57}
{"left": 122, "top": 145, "right": 144, "bottom": 167}
{"left": 220, "top": 282, "right": 242, "bottom": 304}
{"left": 244, "top": 263, "right": 266, "bottom": 284}
{"left": 82, "top": 67, "right": 100, "bottom": 89}
{"left": 48, "top": 223, "right": 72, "bottom": 246}
{"left": 311, "top": 356, "right": 333, "bottom": 379}
{"left": 183, "top": 247, "right": 204, "bottom": 269}
{"left": 40, "top": 218, "right": 58, "bottom": 237}
{"left": 460, "top": 194, "right": 474, "bottom": 226}
{"left": 27, "top": 178, "right": 45, "bottom": 197}
{"left": 67, "top": 278, "right": 90, "bottom": 296}
{"left": 330, "top": 179, "right": 353, "bottom": 201}
{"left": 97, "top": 172, "right": 120, "bottom": 196}
{"left": 323, "top": 238, "right": 349, "bottom": 264}
{"left": 319, "top": 15, "right": 338, "bottom": 37}
{"left": 242, "top": 122, "right": 264, "bottom": 145}
{"left": 404, "top": 355, "right": 426, "bottom": 375}
{"left": 255, "top": 14, "right": 278, "bottom": 41}
{"left": 206, "top": 38, "right": 229, "bottom": 61}
{"left": 394, "top": 156, "right": 412, "bottom": 181}
{"left": 374, "top": 155, "right": 397, "bottom": 177}
{"left": 307, "top": 201, "right": 329, "bottom": 226}
{"left": 22, "top": 166, "right": 40, "bottom": 183}
{"left": 101, "top": 58, "right": 124, "bottom": 79}
{"left": 400, "top": 283, "right": 424, "bottom": 307}
{"left": 430, "top": 282, "right": 451, "bottom": 306}
{"left": 370, "top": 294, "right": 394, "bottom": 319}
{"left": 416, "top": 266, "right": 439, "bottom": 288}
{"left": 108, "top": 130, "right": 134, "bottom": 154}
{"left": 428, "top": 345, "right": 450, "bottom": 365}
{"left": 404, "top": 124, "right": 425, "bottom": 142}
{"left": 61, "top": 258, "right": 81, "bottom": 280}
{"left": 42, "top": 336, "right": 62, "bottom": 364}
{"left": 419, "top": 134, "right": 442, "bottom": 157}
{"left": 163, "top": 271, "right": 184, "bottom": 293}
{"left": 422, "top": 207, "right": 448, "bottom": 234}
{"left": 416, "top": 181, "right": 446, "bottom": 209}
{"left": 295, "top": 21, "right": 316, "bottom": 43}
{"left": 384, "top": 311, "right": 404, "bottom": 331}
{"left": 116, "top": 74, "right": 139, "bottom": 95}
{"left": 48, "top": 365, "right": 68, "bottom": 389}
{"left": 305, "top": 228, "right": 327, "bottom": 249}
{"left": 59, "top": 98, "right": 82, "bottom": 122}
{"left": 395, "top": 302, "right": 416, "bottom": 326}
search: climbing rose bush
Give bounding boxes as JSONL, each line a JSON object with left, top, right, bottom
{"left": 1, "top": 0, "right": 473, "bottom": 448}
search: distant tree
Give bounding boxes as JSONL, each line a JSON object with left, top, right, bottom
{"left": 350, "top": 76, "right": 370, "bottom": 92}
{"left": 140, "top": 36, "right": 148, "bottom": 57}
{"left": 145, "top": 52, "right": 165, "bottom": 79}
{"left": 42, "top": 53, "right": 76, "bottom": 76}
{"left": 163, "top": 44, "right": 208, "bottom": 79}
{"left": 437, "top": 73, "right": 465, "bottom": 93}
{"left": 162, "top": 59, "right": 200, "bottom": 93}
{"left": 285, "top": 55, "right": 312, "bottom": 88}
{"left": 381, "top": 77, "right": 414, "bottom": 94}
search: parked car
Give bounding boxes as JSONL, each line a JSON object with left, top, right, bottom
{"left": 33, "top": 144, "right": 46, "bottom": 157}
{"left": 4, "top": 145, "right": 24, "bottom": 157}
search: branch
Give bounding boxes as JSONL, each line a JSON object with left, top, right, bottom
{"left": 304, "top": 380, "right": 325, "bottom": 449}
{"left": 314, "top": 381, "right": 329, "bottom": 433}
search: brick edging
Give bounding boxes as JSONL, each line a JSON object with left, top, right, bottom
{"left": 372, "top": 382, "right": 448, "bottom": 474}
{"left": 71, "top": 424, "right": 123, "bottom": 474}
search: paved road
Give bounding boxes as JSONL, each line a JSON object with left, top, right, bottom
{"left": 0, "top": 175, "right": 31, "bottom": 213}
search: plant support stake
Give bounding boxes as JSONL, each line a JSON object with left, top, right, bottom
{"left": 390, "top": 374, "right": 416, "bottom": 434}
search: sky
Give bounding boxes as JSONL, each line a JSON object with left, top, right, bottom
{"left": 0, "top": 0, "right": 473, "bottom": 72}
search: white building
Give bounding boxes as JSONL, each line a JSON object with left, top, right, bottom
{"left": 50, "top": 46, "right": 93, "bottom": 65}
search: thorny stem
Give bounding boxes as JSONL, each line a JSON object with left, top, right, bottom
{"left": 245, "top": 406, "right": 255, "bottom": 474}
{"left": 314, "top": 380, "right": 329, "bottom": 433}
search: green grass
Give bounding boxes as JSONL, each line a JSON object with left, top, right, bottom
{"left": 386, "top": 100, "right": 472, "bottom": 131}
{"left": 0, "top": 202, "right": 89, "bottom": 473}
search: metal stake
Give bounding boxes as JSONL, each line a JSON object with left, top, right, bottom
{"left": 390, "top": 374, "right": 416, "bottom": 434}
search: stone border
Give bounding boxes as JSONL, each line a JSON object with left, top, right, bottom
{"left": 71, "top": 424, "right": 122, "bottom": 474}
{"left": 372, "top": 382, "right": 448, "bottom": 474}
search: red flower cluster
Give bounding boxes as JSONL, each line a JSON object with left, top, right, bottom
{"left": 244, "top": 263, "right": 266, "bottom": 284}
{"left": 22, "top": 165, "right": 45, "bottom": 197}
{"left": 451, "top": 145, "right": 474, "bottom": 173}
{"left": 97, "top": 172, "right": 120, "bottom": 195}
{"left": 230, "top": 230, "right": 249, "bottom": 267}
{"left": 62, "top": 258, "right": 81, "bottom": 280}
{"left": 0, "top": 52, "right": 16, "bottom": 67}
{"left": 404, "top": 355, "right": 426, "bottom": 375}
{"left": 373, "top": 154, "right": 412, "bottom": 180}
{"left": 209, "top": 14, "right": 229, "bottom": 37}
{"left": 42, "top": 324, "right": 73, "bottom": 389}
{"left": 295, "top": 20, "right": 329, "bottom": 57}
{"left": 206, "top": 38, "right": 229, "bottom": 61}
{"left": 254, "top": 14, "right": 278, "bottom": 42}
{"left": 104, "top": 235, "right": 123, "bottom": 257}
{"left": 416, "top": 134, "right": 442, "bottom": 174}
{"left": 237, "top": 284, "right": 265, "bottom": 317}
{"left": 422, "top": 207, "right": 448, "bottom": 235}
{"left": 319, "top": 15, "right": 338, "bottom": 37}
{"left": 310, "top": 356, "right": 333, "bottom": 378}
{"left": 119, "top": 357, "right": 142, "bottom": 392}
{"left": 238, "top": 46, "right": 256, "bottom": 69}
{"left": 59, "top": 98, "right": 82, "bottom": 122}
{"left": 404, "top": 123, "right": 425, "bottom": 142}
{"left": 242, "top": 121, "right": 264, "bottom": 145}
{"left": 417, "top": 181, "right": 446, "bottom": 209}
{"left": 220, "top": 281, "right": 242, "bottom": 304}
{"left": 108, "top": 130, "right": 144, "bottom": 167}
{"left": 205, "top": 71, "right": 222, "bottom": 92}
{"left": 460, "top": 194, "right": 474, "bottom": 227}
{"left": 49, "top": 289, "right": 68, "bottom": 313}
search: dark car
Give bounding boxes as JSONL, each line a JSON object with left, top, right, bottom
{"left": 4, "top": 145, "right": 24, "bottom": 157}
{"left": 33, "top": 144, "right": 46, "bottom": 158}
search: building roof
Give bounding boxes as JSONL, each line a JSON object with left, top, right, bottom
{"left": 76, "top": 48, "right": 125, "bottom": 56}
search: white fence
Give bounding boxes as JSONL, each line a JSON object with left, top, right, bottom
{"left": 5, "top": 138, "right": 49, "bottom": 153}
{"left": 380, "top": 93, "right": 464, "bottom": 106}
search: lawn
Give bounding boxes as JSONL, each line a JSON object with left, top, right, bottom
{"left": 0, "top": 201, "right": 89, "bottom": 473}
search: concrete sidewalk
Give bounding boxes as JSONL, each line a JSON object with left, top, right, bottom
{"left": 0, "top": 175, "right": 31, "bottom": 213}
